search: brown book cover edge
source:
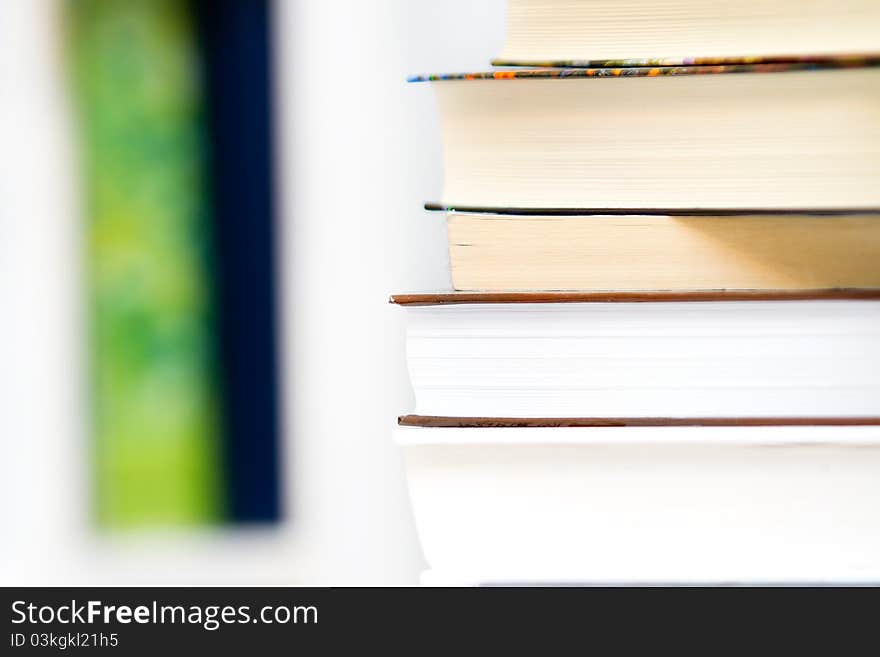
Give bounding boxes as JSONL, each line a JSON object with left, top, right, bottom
{"left": 398, "top": 415, "right": 880, "bottom": 428}
{"left": 390, "top": 289, "right": 880, "bottom": 306}
{"left": 423, "top": 203, "right": 880, "bottom": 216}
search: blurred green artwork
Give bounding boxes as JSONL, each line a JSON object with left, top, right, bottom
{"left": 67, "top": 0, "right": 222, "bottom": 528}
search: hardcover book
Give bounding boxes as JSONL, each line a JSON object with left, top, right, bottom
{"left": 440, "top": 210, "right": 880, "bottom": 291}
{"left": 494, "top": 0, "right": 880, "bottom": 66}
{"left": 414, "top": 62, "right": 880, "bottom": 210}
{"left": 392, "top": 291, "right": 880, "bottom": 421}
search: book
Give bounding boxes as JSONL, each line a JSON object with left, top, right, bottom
{"left": 396, "top": 424, "right": 880, "bottom": 582}
{"left": 414, "top": 62, "right": 880, "bottom": 211}
{"left": 439, "top": 210, "right": 880, "bottom": 291}
{"left": 494, "top": 0, "right": 880, "bottom": 66}
{"left": 391, "top": 291, "right": 880, "bottom": 420}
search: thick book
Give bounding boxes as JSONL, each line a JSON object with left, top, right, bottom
{"left": 494, "top": 0, "right": 880, "bottom": 67}
{"left": 439, "top": 210, "right": 880, "bottom": 291}
{"left": 396, "top": 424, "right": 880, "bottom": 582}
{"left": 391, "top": 291, "right": 880, "bottom": 420}
{"left": 413, "top": 61, "right": 880, "bottom": 211}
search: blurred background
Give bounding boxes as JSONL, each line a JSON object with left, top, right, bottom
{"left": 0, "top": 0, "right": 504, "bottom": 585}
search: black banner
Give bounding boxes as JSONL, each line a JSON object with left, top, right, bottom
{"left": 1, "top": 586, "right": 876, "bottom": 653}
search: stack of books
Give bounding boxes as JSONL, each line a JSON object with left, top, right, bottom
{"left": 394, "top": 0, "right": 880, "bottom": 585}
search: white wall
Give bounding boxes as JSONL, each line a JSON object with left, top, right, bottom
{"left": 0, "top": 0, "right": 85, "bottom": 585}
{"left": 276, "top": 0, "right": 505, "bottom": 584}
{"left": 0, "top": 0, "right": 505, "bottom": 585}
